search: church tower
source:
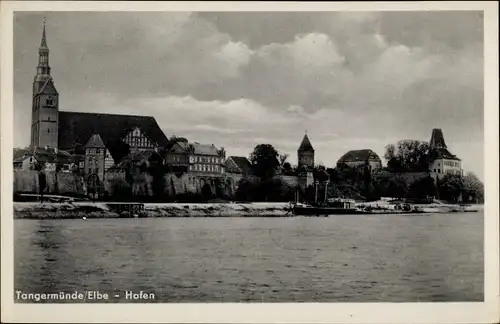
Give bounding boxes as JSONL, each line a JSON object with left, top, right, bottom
{"left": 297, "top": 133, "right": 315, "bottom": 169}
{"left": 31, "top": 21, "right": 59, "bottom": 149}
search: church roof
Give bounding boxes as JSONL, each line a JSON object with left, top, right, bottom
{"left": 58, "top": 111, "right": 169, "bottom": 161}
{"left": 298, "top": 134, "right": 314, "bottom": 151}
{"left": 84, "top": 134, "right": 105, "bottom": 148}
{"left": 338, "top": 149, "right": 381, "bottom": 163}
{"left": 429, "top": 128, "right": 447, "bottom": 148}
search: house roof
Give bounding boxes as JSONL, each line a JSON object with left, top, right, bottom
{"left": 15, "top": 147, "right": 73, "bottom": 165}
{"left": 84, "top": 134, "right": 106, "bottom": 148}
{"left": 298, "top": 134, "right": 314, "bottom": 151}
{"left": 190, "top": 143, "right": 220, "bottom": 156}
{"left": 227, "top": 156, "right": 253, "bottom": 174}
{"left": 338, "top": 149, "right": 381, "bottom": 163}
{"left": 428, "top": 147, "right": 461, "bottom": 161}
{"left": 58, "top": 111, "right": 169, "bottom": 161}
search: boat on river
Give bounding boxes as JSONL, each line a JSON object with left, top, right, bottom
{"left": 292, "top": 198, "right": 360, "bottom": 216}
{"left": 291, "top": 198, "right": 426, "bottom": 216}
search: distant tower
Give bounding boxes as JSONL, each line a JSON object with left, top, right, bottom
{"left": 297, "top": 133, "right": 315, "bottom": 191}
{"left": 84, "top": 134, "right": 106, "bottom": 180}
{"left": 297, "top": 133, "right": 315, "bottom": 169}
{"left": 31, "top": 20, "right": 59, "bottom": 149}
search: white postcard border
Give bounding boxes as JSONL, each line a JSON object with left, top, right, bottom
{"left": 1, "top": 1, "right": 498, "bottom": 323}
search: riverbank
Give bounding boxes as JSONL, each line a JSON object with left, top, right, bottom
{"left": 355, "top": 199, "right": 483, "bottom": 213}
{"left": 13, "top": 202, "right": 292, "bottom": 219}
{"left": 13, "top": 200, "right": 482, "bottom": 219}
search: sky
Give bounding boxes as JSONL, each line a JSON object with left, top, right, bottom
{"left": 13, "top": 11, "right": 484, "bottom": 179}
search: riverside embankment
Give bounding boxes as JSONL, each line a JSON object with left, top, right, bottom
{"left": 13, "top": 200, "right": 482, "bottom": 219}
{"left": 13, "top": 202, "right": 292, "bottom": 219}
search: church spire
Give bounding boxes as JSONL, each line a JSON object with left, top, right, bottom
{"left": 35, "top": 19, "right": 51, "bottom": 82}
{"left": 40, "top": 18, "right": 48, "bottom": 49}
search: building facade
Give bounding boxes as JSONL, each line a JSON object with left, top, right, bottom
{"left": 165, "top": 141, "right": 226, "bottom": 194}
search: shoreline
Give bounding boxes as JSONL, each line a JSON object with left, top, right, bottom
{"left": 13, "top": 201, "right": 483, "bottom": 219}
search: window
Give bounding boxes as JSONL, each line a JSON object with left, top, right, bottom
{"left": 47, "top": 128, "right": 50, "bottom": 133}
{"left": 48, "top": 117, "right": 51, "bottom": 121}
{"left": 438, "top": 169, "right": 441, "bottom": 173}
{"left": 46, "top": 97, "right": 53, "bottom": 106}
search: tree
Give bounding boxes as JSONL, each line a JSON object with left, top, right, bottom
{"left": 437, "top": 174, "right": 464, "bottom": 203}
{"left": 408, "top": 175, "right": 436, "bottom": 199}
{"left": 169, "top": 135, "right": 188, "bottom": 144}
{"left": 384, "top": 144, "right": 396, "bottom": 163}
{"left": 283, "top": 162, "right": 293, "bottom": 174}
{"left": 385, "top": 140, "right": 430, "bottom": 172}
{"left": 313, "top": 164, "right": 329, "bottom": 183}
{"left": 279, "top": 153, "right": 289, "bottom": 166}
{"left": 235, "top": 178, "right": 257, "bottom": 201}
{"left": 462, "top": 172, "right": 484, "bottom": 203}
{"left": 249, "top": 144, "right": 280, "bottom": 180}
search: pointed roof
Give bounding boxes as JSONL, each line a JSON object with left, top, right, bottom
{"left": 298, "top": 134, "right": 314, "bottom": 151}
{"left": 39, "top": 22, "right": 48, "bottom": 51}
{"left": 84, "top": 134, "right": 105, "bottom": 148}
{"left": 429, "top": 128, "right": 447, "bottom": 149}
{"left": 37, "top": 78, "right": 58, "bottom": 95}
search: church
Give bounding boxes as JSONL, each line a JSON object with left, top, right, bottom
{"left": 27, "top": 23, "right": 168, "bottom": 178}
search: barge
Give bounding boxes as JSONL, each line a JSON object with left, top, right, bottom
{"left": 291, "top": 198, "right": 425, "bottom": 216}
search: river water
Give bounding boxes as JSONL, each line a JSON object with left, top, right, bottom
{"left": 14, "top": 212, "right": 484, "bottom": 303}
